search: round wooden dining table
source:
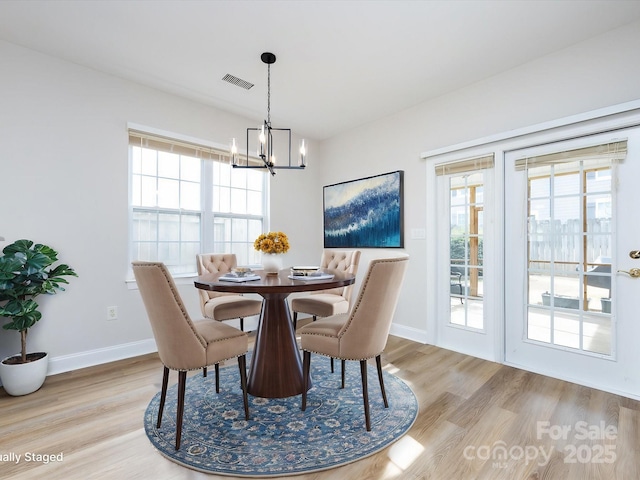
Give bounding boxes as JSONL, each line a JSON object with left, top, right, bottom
{"left": 194, "top": 268, "right": 355, "bottom": 398}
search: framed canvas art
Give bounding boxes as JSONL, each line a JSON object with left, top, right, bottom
{"left": 323, "top": 170, "right": 404, "bottom": 248}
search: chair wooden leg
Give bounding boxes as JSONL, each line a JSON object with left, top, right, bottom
{"left": 341, "top": 360, "right": 346, "bottom": 389}
{"left": 360, "top": 360, "right": 371, "bottom": 431}
{"left": 240, "top": 317, "right": 244, "bottom": 331}
{"left": 301, "top": 351, "right": 311, "bottom": 411}
{"left": 376, "top": 355, "right": 389, "bottom": 408}
{"left": 293, "top": 311, "right": 298, "bottom": 331}
{"left": 238, "top": 354, "right": 250, "bottom": 420}
{"left": 157, "top": 367, "right": 169, "bottom": 428}
{"left": 331, "top": 357, "right": 334, "bottom": 373}
{"left": 215, "top": 364, "right": 220, "bottom": 393}
{"left": 202, "top": 367, "right": 207, "bottom": 377}
{"left": 175, "top": 371, "right": 187, "bottom": 450}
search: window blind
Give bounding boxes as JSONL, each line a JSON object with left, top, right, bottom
{"left": 128, "top": 130, "right": 227, "bottom": 160}
{"left": 515, "top": 140, "right": 627, "bottom": 171}
{"left": 128, "top": 129, "right": 267, "bottom": 168}
{"left": 435, "top": 154, "right": 494, "bottom": 176}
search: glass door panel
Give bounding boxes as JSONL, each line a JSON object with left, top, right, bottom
{"left": 449, "top": 173, "right": 484, "bottom": 330}
{"left": 526, "top": 159, "right": 612, "bottom": 355}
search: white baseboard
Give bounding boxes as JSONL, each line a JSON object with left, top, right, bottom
{"left": 24, "top": 330, "right": 640, "bottom": 403}
{"left": 47, "top": 338, "right": 158, "bottom": 376}
{"left": 14, "top": 320, "right": 422, "bottom": 383}
{"left": 389, "top": 323, "right": 428, "bottom": 344}
{"left": 48, "top": 321, "right": 424, "bottom": 377}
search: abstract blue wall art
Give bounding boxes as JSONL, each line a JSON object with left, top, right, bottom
{"left": 323, "top": 170, "right": 404, "bottom": 248}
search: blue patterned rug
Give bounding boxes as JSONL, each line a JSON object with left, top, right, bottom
{"left": 144, "top": 354, "right": 418, "bottom": 477}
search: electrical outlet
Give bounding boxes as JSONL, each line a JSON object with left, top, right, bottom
{"left": 411, "top": 228, "right": 426, "bottom": 239}
{"left": 107, "top": 306, "right": 118, "bottom": 321}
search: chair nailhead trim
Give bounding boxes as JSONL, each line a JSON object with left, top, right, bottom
{"left": 164, "top": 352, "right": 249, "bottom": 372}
{"left": 302, "top": 348, "right": 377, "bottom": 362}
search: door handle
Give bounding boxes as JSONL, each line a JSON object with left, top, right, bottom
{"left": 618, "top": 268, "right": 640, "bottom": 278}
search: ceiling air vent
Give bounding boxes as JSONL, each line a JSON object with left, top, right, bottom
{"left": 222, "top": 74, "right": 254, "bottom": 90}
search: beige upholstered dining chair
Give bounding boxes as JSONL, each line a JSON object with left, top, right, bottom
{"left": 132, "top": 261, "right": 250, "bottom": 451}
{"left": 300, "top": 256, "right": 408, "bottom": 431}
{"left": 196, "top": 253, "right": 263, "bottom": 332}
{"left": 291, "top": 250, "right": 361, "bottom": 331}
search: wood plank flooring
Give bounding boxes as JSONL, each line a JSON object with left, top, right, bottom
{"left": 2, "top": 326, "right": 639, "bottom": 479}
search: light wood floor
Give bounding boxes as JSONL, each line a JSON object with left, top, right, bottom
{"left": 2, "top": 324, "right": 639, "bottom": 480}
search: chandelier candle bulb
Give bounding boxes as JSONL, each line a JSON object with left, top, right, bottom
{"left": 230, "top": 138, "right": 238, "bottom": 166}
{"left": 258, "top": 124, "right": 266, "bottom": 157}
{"left": 299, "top": 139, "right": 307, "bottom": 167}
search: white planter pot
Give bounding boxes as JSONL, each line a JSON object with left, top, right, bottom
{"left": 262, "top": 254, "right": 283, "bottom": 275}
{"left": 0, "top": 352, "right": 49, "bottom": 396}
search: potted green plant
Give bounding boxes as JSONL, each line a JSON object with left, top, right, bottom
{"left": 0, "top": 239, "right": 77, "bottom": 395}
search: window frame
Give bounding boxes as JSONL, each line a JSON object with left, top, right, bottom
{"left": 127, "top": 126, "right": 269, "bottom": 283}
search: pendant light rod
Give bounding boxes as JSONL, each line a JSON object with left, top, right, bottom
{"left": 262, "top": 52, "right": 275, "bottom": 128}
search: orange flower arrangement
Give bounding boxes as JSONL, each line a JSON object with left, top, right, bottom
{"left": 254, "top": 231, "right": 290, "bottom": 254}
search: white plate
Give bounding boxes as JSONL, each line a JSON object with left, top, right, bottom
{"left": 288, "top": 274, "right": 334, "bottom": 281}
{"left": 219, "top": 274, "right": 261, "bottom": 282}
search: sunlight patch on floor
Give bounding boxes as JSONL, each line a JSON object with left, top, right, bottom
{"left": 386, "top": 435, "right": 425, "bottom": 472}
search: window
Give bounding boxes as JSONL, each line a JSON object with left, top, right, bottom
{"left": 129, "top": 130, "right": 267, "bottom": 275}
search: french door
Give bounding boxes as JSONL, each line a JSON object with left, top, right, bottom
{"left": 433, "top": 155, "right": 498, "bottom": 361}
{"left": 504, "top": 128, "right": 640, "bottom": 398}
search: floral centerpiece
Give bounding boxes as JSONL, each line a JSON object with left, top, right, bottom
{"left": 254, "top": 231, "right": 289, "bottom": 274}
{"left": 254, "top": 231, "right": 290, "bottom": 254}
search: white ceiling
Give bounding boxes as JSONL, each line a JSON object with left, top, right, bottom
{"left": 2, "top": 0, "right": 640, "bottom": 140}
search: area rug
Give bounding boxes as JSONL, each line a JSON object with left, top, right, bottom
{"left": 144, "top": 354, "right": 418, "bottom": 477}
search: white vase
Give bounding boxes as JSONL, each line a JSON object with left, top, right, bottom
{"left": 262, "top": 254, "right": 283, "bottom": 275}
{"left": 0, "top": 352, "right": 49, "bottom": 396}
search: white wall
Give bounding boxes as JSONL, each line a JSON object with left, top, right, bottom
{"left": 319, "top": 20, "right": 640, "bottom": 340}
{"left": 0, "top": 40, "right": 320, "bottom": 372}
{"left": 2, "top": 19, "right": 640, "bottom": 375}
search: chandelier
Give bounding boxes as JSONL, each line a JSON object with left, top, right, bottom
{"left": 230, "top": 52, "right": 306, "bottom": 176}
